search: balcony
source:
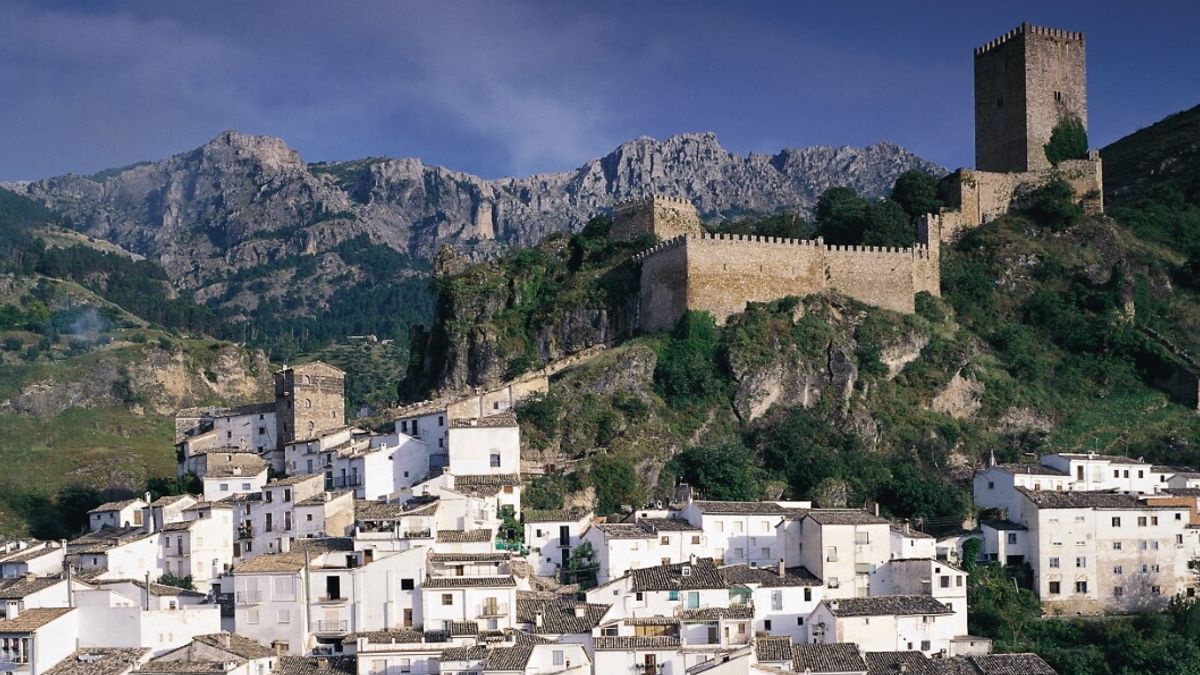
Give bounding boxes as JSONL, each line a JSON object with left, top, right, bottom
{"left": 326, "top": 476, "right": 363, "bottom": 489}
{"left": 312, "top": 619, "right": 349, "bottom": 635}
{"left": 317, "top": 595, "right": 349, "bottom": 605}
{"left": 478, "top": 602, "right": 510, "bottom": 618}
{"left": 238, "top": 525, "right": 254, "bottom": 539}
{"left": 235, "top": 591, "right": 263, "bottom": 605}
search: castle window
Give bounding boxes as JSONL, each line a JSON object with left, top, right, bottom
{"left": 304, "top": 399, "right": 311, "bottom": 409}
{"left": 996, "top": 96, "right": 1003, "bottom": 108}
{"left": 1054, "top": 90, "right": 1063, "bottom": 101}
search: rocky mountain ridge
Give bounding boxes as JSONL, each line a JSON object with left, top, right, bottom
{"left": 8, "top": 131, "right": 942, "bottom": 298}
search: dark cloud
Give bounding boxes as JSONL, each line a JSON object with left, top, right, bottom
{"left": 1, "top": 0, "right": 1197, "bottom": 181}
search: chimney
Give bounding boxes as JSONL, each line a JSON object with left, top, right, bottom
{"left": 7, "top": 603, "right": 18, "bottom": 620}
{"left": 221, "top": 633, "right": 231, "bottom": 648}
{"left": 573, "top": 604, "right": 587, "bottom": 618}
{"left": 317, "top": 658, "right": 330, "bottom": 670}
{"left": 829, "top": 601, "right": 839, "bottom": 612}
{"left": 689, "top": 553, "right": 697, "bottom": 565}
{"left": 272, "top": 640, "right": 288, "bottom": 656}
{"left": 535, "top": 612, "right": 543, "bottom": 628}
{"left": 777, "top": 559, "right": 785, "bottom": 577}
{"left": 900, "top": 665, "right": 909, "bottom": 674}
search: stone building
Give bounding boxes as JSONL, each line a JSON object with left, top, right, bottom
{"left": 611, "top": 195, "right": 704, "bottom": 241}
{"left": 274, "top": 361, "right": 346, "bottom": 446}
{"left": 975, "top": 23, "right": 1088, "bottom": 174}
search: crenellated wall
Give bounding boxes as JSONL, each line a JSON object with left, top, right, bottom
{"left": 634, "top": 232, "right": 939, "bottom": 330}
{"left": 612, "top": 196, "right": 704, "bottom": 242}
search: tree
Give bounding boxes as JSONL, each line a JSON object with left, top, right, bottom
{"left": 861, "top": 199, "right": 916, "bottom": 248}
{"left": 653, "top": 311, "right": 725, "bottom": 406}
{"left": 589, "top": 455, "right": 639, "bottom": 516}
{"left": 1044, "top": 116, "right": 1089, "bottom": 165}
{"left": 566, "top": 541, "right": 599, "bottom": 589}
{"left": 1030, "top": 174, "right": 1084, "bottom": 230}
{"left": 890, "top": 170, "right": 944, "bottom": 222}
{"left": 157, "top": 573, "right": 196, "bottom": 591}
{"left": 670, "top": 443, "right": 761, "bottom": 501}
{"left": 814, "top": 187, "right": 868, "bottom": 244}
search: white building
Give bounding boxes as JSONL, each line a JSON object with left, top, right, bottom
{"left": 793, "top": 510, "right": 891, "bottom": 600}
{"left": 88, "top": 499, "right": 148, "bottom": 532}
{"left": 0, "top": 543, "right": 65, "bottom": 580}
{"left": 809, "top": 595, "right": 959, "bottom": 655}
{"left": 73, "top": 583, "right": 220, "bottom": 655}
{"left": 0, "top": 607, "right": 79, "bottom": 674}
{"left": 160, "top": 501, "right": 235, "bottom": 591}
{"left": 675, "top": 501, "right": 810, "bottom": 567}
{"left": 420, "top": 575, "right": 518, "bottom": 633}
{"left": 721, "top": 563, "right": 822, "bottom": 643}
{"left": 446, "top": 413, "right": 521, "bottom": 476}
{"left": 201, "top": 453, "right": 270, "bottom": 502}
{"left": 523, "top": 510, "right": 592, "bottom": 578}
{"left": 868, "top": 558, "right": 969, "bottom": 632}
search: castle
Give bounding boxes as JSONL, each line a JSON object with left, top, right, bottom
{"left": 626, "top": 22, "right": 1104, "bottom": 329}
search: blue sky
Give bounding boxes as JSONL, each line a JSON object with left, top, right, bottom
{"left": 1, "top": 1, "right": 1196, "bottom": 181}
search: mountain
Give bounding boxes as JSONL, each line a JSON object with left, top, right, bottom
{"left": 7, "top": 132, "right": 939, "bottom": 322}
{"left": 1102, "top": 103, "right": 1200, "bottom": 204}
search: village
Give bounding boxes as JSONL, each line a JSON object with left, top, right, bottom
{"left": 0, "top": 20, "right": 1195, "bottom": 675}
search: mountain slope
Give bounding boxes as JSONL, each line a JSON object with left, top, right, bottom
{"left": 1102, "top": 104, "right": 1200, "bottom": 203}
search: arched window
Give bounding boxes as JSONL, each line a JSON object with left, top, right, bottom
{"left": 302, "top": 375, "right": 311, "bottom": 385}
{"left": 304, "top": 399, "right": 312, "bottom": 409}
{"left": 307, "top": 421, "right": 315, "bottom": 434}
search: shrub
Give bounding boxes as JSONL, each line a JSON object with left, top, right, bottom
{"left": 669, "top": 443, "right": 762, "bottom": 501}
{"left": 1, "top": 337, "right": 21, "bottom": 352}
{"left": 1029, "top": 175, "right": 1084, "bottom": 230}
{"left": 890, "top": 170, "right": 945, "bottom": 223}
{"left": 589, "top": 455, "right": 639, "bottom": 516}
{"left": 653, "top": 311, "right": 725, "bottom": 406}
{"left": 1044, "top": 116, "right": 1088, "bottom": 165}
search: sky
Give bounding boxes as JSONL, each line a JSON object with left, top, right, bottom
{"left": 1, "top": 1, "right": 1197, "bottom": 182}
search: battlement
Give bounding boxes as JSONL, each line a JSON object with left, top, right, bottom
{"left": 974, "top": 22, "right": 1085, "bottom": 57}
{"left": 613, "top": 194, "right": 696, "bottom": 210}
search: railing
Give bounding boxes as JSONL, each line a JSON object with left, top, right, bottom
{"left": 235, "top": 591, "right": 263, "bottom": 605}
{"left": 318, "top": 595, "right": 348, "bottom": 604}
{"left": 238, "top": 525, "right": 254, "bottom": 539}
{"left": 312, "top": 620, "right": 349, "bottom": 634}
{"left": 327, "top": 476, "right": 363, "bottom": 489}
{"left": 404, "top": 529, "right": 433, "bottom": 539}
{"left": 478, "top": 602, "right": 510, "bottom": 617}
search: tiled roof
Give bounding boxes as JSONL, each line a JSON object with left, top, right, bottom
{"left": 69, "top": 526, "right": 152, "bottom": 553}
{"left": 678, "top": 606, "right": 753, "bottom": 620}
{"left": 42, "top": 648, "right": 147, "bottom": 675}
{"left": 453, "top": 474, "right": 521, "bottom": 497}
{"left": 346, "top": 629, "right": 425, "bottom": 644}
{"left": 436, "top": 529, "right": 493, "bottom": 543}
{"left": 448, "top": 621, "right": 479, "bottom": 636}
{"left": 265, "top": 474, "right": 322, "bottom": 487}
{"left": 980, "top": 519, "right": 1027, "bottom": 531}
{"left": 441, "top": 645, "right": 489, "bottom": 662}
{"left": 451, "top": 412, "right": 518, "bottom": 428}
{"left": 720, "top": 564, "right": 822, "bottom": 587}
{"left": 523, "top": 509, "right": 588, "bottom": 523}
{"left": 232, "top": 538, "right": 353, "bottom": 573}
{"left": 516, "top": 595, "right": 609, "bottom": 634}
{"left": 136, "top": 660, "right": 227, "bottom": 673}
{"left": 191, "top": 633, "right": 273, "bottom": 659}
{"left": 276, "top": 657, "right": 355, "bottom": 675}
{"left": 296, "top": 490, "right": 353, "bottom": 507}
{"left": 993, "top": 463, "right": 1068, "bottom": 477}
{"left": 354, "top": 501, "right": 410, "bottom": 520}
{"left": 0, "top": 575, "right": 64, "bottom": 599}
{"left": 0, "top": 544, "right": 62, "bottom": 564}
{"left": 89, "top": 499, "right": 144, "bottom": 514}
{"left": 890, "top": 524, "right": 934, "bottom": 539}
{"left": 826, "top": 595, "right": 952, "bottom": 617}
{"left": 692, "top": 501, "right": 788, "bottom": 515}
{"left": 0, "top": 607, "right": 74, "bottom": 632}
{"left": 865, "top": 651, "right": 938, "bottom": 675}
{"left": 934, "top": 653, "right": 1057, "bottom": 674}
{"left": 1018, "top": 489, "right": 1170, "bottom": 509}
{"left": 887, "top": 558, "right": 967, "bottom": 574}
{"left": 428, "top": 552, "right": 510, "bottom": 563}
{"left": 593, "top": 636, "right": 681, "bottom": 651}
{"left": 755, "top": 636, "right": 793, "bottom": 662}
{"left": 804, "top": 509, "right": 890, "bottom": 525}
{"left": 791, "top": 643, "right": 867, "bottom": 673}
{"left": 1055, "top": 453, "right": 1144, "bottom": 464}
{"left": 629, "top": 558, "right": 725, "bottom": 592}
{"left": 482, "top": 646, "right": 534, "bottom": 672}
{"left": 97, "top": 580, "right": 205, "bottom": 598}
{"left": 423, "top": 576, "right": 516, "bottom": 589}
{"left": 638, "top": 517, "right": 701, "bottom": 532}
{"left": 1164, "top": 488, "right": 1200, "bottom": 497}
{"left": 594, "top": 523, "right": 653, "bottom": 539}
{"left": 149, "top": 495, "right": 197, "bottom": 508}
{"left": 204, "top": 454, "right": 268, "bottom": 478}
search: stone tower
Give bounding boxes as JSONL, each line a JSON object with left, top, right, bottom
{"left": 974, "top": 23, "right": 1087, "bottom": 173}
{"left": 274, "top": 361, "right": 345, "bottom": 445}
{"left": 611, "top": 195, "right": 703, "bottom": 242}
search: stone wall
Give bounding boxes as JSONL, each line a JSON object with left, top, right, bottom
{"left": 612, "top": 196, "right": 704, "bottom": 242}
{"left": 935, "top": 154, "right": 1104, "bottom": 239}
{"left": 635, "top": 233, "right": 938, "bottom": 330}
{"left": 274, "top": 361, "right": 345, "bottom": 445}
{"left": 974, "top": 23, "right": 1087, "bottom": 173}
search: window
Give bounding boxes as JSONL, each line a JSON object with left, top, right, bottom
{"left": 797, "top": 617, "right": 804, "bottom": 626}
{"left": 552, "top": 651, "right": 564, "bottom": 667}
{"left": 401, "top": 578, "right": 414, "bottom": 590}
{"left": 660, "top": 536, "right": 670, "bottom": 545}
{"left": 956, "top": 576, "right": 963, "bottom": 587}
{"left": 803, "top": 588, "right": 812, "bottom": 602}
{"left": 438, "top": 416, "right": 444, "bottom": 427}
{"left": 1076, "top": 557, "right": 1087, "bottom": 568}
{"left": 259, "top": 427, "right": 267, "bottom": 435}
{"left": 771, "top": 591, "right": 783, "bottom": 611}
{"left": 1113, "top": 542, "right": 1123, "bottom": 551}
{"left": 668, "top": 591, "right": 678, "bottom": 601}
{"left": 764, "top": 620, "right": 772, "bottom": 630}
{"left": 940, "top": 576, "right": 950, "bottom": 588}
{"left": 1151, "top": 516, "right": 1159, "bottom": 526}
{"left": 988, "top": 481, "right": 995, "bottom": 490}
{"left": 277, "top": 610, "right": 290, "bottom": 624}
{"left": 1178, "top": 534, "right": 1185, "bottom": 545}
{"left": 1007, "top": 533, "right": 1017, "bottom": 545}
{"left": 1047, "top": 581, "right": 1062, "bottom": 594}
{"left": 220, "top": 483, "right": 229, "bottom": 492}
{"left": 1075, "top": 581, "right": 1088, "bottom": 593}
{"left": 241, "top": 483, "right": 251, "bottom": 490}
{"left": 400, "top": 660, "right": 411, "bottom": 674}
{"left": 691, "top": 535, "right": 701, "bottom": 545}
{"left": 247, "top": 609, "right": 260, "bottom": 624}
{"left": 441, "top": 594, "right": 453, "bottom": 606}
{"left": 1114, "top": 586, "right": 1124, "bottom": 597}
{"left": 828, "top": 577, "right": 839, "bottom": 589}
{"left": 1112, "top": 517, "right": 1122, "bottom": 527}
{"left": 855, "top": 532, "right": 870, "bottom": 545}
{"left": 1049, "top": 557, "right": 1060, "bottom": 568}
{"left": 1138, "top": 517, "right": 1148, "bottom": 527}
{"left": 635, "top": 592, "right": 643, "bottom": 601}
{"left": 1114, "top": 565, "right": 1123, "bottom": 575}
{"left": 1152, "top": 586, "right": 1162, "bottom": 594}
{"left": 304, "top": 399, "right": 311, "bottom": 409}
{"left": 490, "top": 453, "right": 501, "bottom": 468}
{"left": 921, "top": 641, "right": 931, "bottom": 652}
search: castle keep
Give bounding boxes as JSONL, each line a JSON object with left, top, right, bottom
{"left": 630, "top": 23, "right": 1103, "bottom": 330}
